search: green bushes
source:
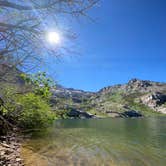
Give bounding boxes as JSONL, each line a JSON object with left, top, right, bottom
{"left": 1, "top": 91, "right": 55, "bottom": 130}
{"left": 20, "top": 72, "right": 54, "bottom": 99}
{"left": 16, "top": 93, "right": 55, "bottom": 129}
{"left": 1, "top": 72, "right": 56, "bottom": 130}
{"left": 54, "top": 109, "right": 69, "bottom": 119}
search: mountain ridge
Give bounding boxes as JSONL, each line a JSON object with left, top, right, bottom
{"left": 52, "top": 78, "right": 166, "bottom": 117}
{"left": 0, "top": 65, "right": 166, "bottom": 117}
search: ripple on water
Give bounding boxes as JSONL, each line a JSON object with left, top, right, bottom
{"left": 22, "top": 117, "right": 166, "bottom": 166}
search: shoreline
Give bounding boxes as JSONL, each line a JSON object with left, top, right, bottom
{"left": 0, "top": 132, "right": 24, "bottom": 166}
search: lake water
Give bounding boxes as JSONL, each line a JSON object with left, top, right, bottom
{"left": 22, "top": 117, "right": 166, "bottom": 166}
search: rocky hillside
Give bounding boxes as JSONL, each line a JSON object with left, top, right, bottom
{"left": 51, "top": 79, "right": 166, "bottom": 117}
{"left": 0, "top": 65, "right": 166, "bottom": 118}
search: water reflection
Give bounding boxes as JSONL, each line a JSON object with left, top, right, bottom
{"left": 22, "top": 117, "right": 166, "bottom": 166}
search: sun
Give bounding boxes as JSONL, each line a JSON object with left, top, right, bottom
{"left": 46, "top": 31, "right": 61, "bottom": 44}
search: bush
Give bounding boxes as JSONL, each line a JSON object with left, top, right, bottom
{"left": 16, "top": 93, "right": 55, "bottom": 129}
{"left": 1, "top": 72, "right": 56, "bottom": 130}
{"left": 20, "top": 72, "right": 55, "bottom": 99}
{"left": 54, "top": 109, "right": 69, "bottom": 119}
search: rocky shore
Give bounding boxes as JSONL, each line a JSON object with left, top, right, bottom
{"left": 0, "top": 132, "right": 23, "bottom": 166}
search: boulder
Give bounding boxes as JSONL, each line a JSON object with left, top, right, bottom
{"left": 67, "top": 108, "right": 95, "bottom": 119}
{"left": 105, "top": 110, "right": 142, "bottom": 118}
{"left": 121, "top": 110, "right": 142, "bottom": 118}
{"left": 141, "top": 92, "right": 166, "bottom": 114}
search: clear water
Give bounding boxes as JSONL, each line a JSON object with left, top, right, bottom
{"left": 22, "top": 117, "right": 166, "bottom": 166}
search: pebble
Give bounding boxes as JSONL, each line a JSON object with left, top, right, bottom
{"left": 0, "top": 133, "right": 24, "bottom": 166}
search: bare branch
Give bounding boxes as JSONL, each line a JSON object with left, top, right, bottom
{"left": 0, "top": 0, "right": 98, "bottom": 72}
{"left": 0, "top": 22, "right": 39, "bottom": 33}
{"left": 0, "top": 0, "right": 59, "bottom": 10}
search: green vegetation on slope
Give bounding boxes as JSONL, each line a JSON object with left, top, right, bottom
{"left": 79, "top": 89, "right": 166, "bottom": 117}
{"left": 0, "top": 72, "right": 56, "bottom": 134}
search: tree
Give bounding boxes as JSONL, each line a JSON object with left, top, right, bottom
{"left": 0, "top": 72, "right": 56, "bottom": 130}
{"left": 0, "top": 0, "right": 98, "bottom": 71}
{"left": 0, "top": 0, "right": 98, "bottom": 133}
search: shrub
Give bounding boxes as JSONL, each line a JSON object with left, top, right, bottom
{"left": 16, "top": 93, "right": 55, "bottom": 129}
{"left": 20, "top": 72, "right": 55, "bottom": 99}
{"left": 1, "top": 72, "right": 56, "bottom": 130}
{"left": 54, "top": 109, "right": 69, "bottom": 119}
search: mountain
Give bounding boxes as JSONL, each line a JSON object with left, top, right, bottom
{"left": 51, "top": 78, "right": 166, "bottom": 117}
{"left": 0, "top": 65, "right": 166, "bottom": 118}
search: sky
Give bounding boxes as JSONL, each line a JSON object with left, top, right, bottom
{"left": 44, "top": 0, "right": 166, "bottom": 92}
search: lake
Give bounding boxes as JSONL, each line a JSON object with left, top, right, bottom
{"left": 21, "top": 117, "right": 166, "bottom": 166}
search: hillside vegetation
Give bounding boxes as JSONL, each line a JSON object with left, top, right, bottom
{"left": 52, "top": 79, "right": 166, "bottom": 118}
{"left": 0, "top": 65, "right": 55, "bottom": 134}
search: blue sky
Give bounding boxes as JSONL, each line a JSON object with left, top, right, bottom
{"left": 44, "top": 0, "right": 166, "bottom": 92}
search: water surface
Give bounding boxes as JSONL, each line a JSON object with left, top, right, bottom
{"left": 22, "top": 117, "right": 166, "bottom": 166}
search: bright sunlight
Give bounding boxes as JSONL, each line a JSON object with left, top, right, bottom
{"left": 46, "top": 31, "right": 61, "bottom": 44}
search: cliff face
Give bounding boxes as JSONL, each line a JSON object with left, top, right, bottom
{"left": 140, "top": 92, "right": 166, "bottom": 114}
{"left": 51, "top": 79, "right": 166, "bottom": 117}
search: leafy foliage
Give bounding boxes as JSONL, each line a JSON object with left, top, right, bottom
{"left": 16, "top": 93, "right": 55, "bottom": 129}
{"left": 54, "top": 109, "right": 69, "bottom": 119}
{"left": 20, "top": 72, "right": 55, "bottom": 99}
{"left": 1, "top": 72, "right": 56, "bottom": 129}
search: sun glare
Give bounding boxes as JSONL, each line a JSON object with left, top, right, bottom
{"left": 47, "top": 31, "right": 61, "bottom": 44}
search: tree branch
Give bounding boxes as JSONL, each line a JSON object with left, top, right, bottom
{"left": 0, "top": 0, "right": 58, "bottom": 10}
{"left": 0, "top": 22, "right": 39, "bottom": 33}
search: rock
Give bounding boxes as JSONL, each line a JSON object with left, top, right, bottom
{"left": 128, "top": 79, "right": 152, "bottom": 87}
{"left": 0, "top": 143, "right": 10, "bottom": 148}
{"left": 121, "top": 110, "right": 142, "bottom": 118}
{"left": 0, "top": 150, "right": 5, "bottom": 155}
{"left": 16, "top": 158, "right": 22, "bottom": 162}
{"left": 141, "top": 92, "right": 166, "bottom": 114}
{"left": 0, "top": 133, "right": 24, "bottom": 166}
{"left": 5, "top": 148, "right": 14, "bottom": 155}
{"left": 157, "top": 107, "right": 166, "bottom": 114}
{"left": 67, "top": 108, "right": 96, "bottom": 119}
{"left": 105, "top": 110, "right": 142, "bottom": 118}
{"left": 105, "top": 111, "right": 122, "bottom": 117}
